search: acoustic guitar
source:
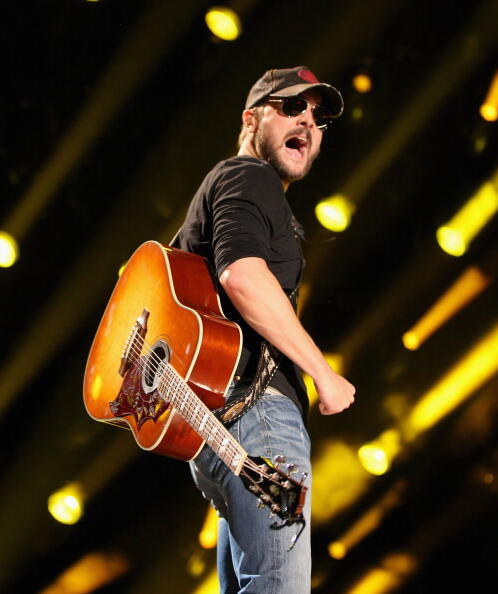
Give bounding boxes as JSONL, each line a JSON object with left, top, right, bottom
{"left": 83, "top": 240, "right": 307, "bottom": 534}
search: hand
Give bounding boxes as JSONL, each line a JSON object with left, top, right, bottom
{"left": 314, "top": 368, "right": 356, "bottom": 415}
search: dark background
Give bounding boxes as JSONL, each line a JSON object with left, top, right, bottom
{"left": 1, "top": 1, "right": 498, "bottom": 592}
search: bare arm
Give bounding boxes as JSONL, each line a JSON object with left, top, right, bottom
{"left": 219, "top": 257, "right": 355, "bottom": 414}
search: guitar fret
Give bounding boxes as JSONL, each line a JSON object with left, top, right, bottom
{"left": 191, "top": 401, "right": 201, "bottom": 425}
{"left": 178, "top": 394, "right": 187, "bottom": 412}
{"left": 231, "top": 453, "right": 242, "bottom": 471}
{"left": 198, "top": 413, "right": 209, "bottom": 433}
{"left": 217, "top": 437, "right": 229, "bottom": 459}
{"left": 159, "top": 365, "right": 247, "bottom": 473}
{"left": 209, "top": 424, "right": 219, "bottom": 445}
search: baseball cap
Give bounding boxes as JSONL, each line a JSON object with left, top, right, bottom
{"left": 245, "top": 66, "right": 343, "bottom": 117}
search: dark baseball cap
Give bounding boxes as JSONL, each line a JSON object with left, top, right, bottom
{"left": 245, "top": 66, "right": 344, "bottom": 117}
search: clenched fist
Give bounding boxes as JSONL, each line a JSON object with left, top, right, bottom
{"left": 314, "top": 367, "right": 356, "bottom": 415}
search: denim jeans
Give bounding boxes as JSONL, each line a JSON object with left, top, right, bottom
{"left": 190, "top": 390, "right": 312, "bottom": 594}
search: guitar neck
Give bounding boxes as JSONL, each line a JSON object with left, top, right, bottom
{"left": 158, "top": 364, "right": 247, "bottom": 475}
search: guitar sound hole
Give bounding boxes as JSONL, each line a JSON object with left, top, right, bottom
{"left": 142, "top": 340, "right": 170, "bottom": 393}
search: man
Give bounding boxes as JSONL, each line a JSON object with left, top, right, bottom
{"left": 175, "top": 66, "right": 355, "bottom": 593}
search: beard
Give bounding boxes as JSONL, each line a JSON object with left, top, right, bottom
{"left": 254, "top": 123, "right": 319, "bottom": 184}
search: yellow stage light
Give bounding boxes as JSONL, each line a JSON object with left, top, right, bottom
{"left": 402, "top": 331, "right": 419, "bottom": 351}
{"left": 303, "top": 373, "right": 318, "bottom": 407}
{"left": 48, "top": 482, "right": 84, "bottom": 525}
{"left": 473, "top": 134, "right": 487, "bottom": 153}
{"left": 186, "top": 551, "right": 207, "bottom": 578}
{"left": 345, "top": 553, "right": 417, "bottom": 594}
{"left": 199, "top": 504, "right": 218, "bottom": 549}
{"left": 312, "top": 440, "right": 371, "bottom": 524}
{"left": 192, "top": 568, "right": 219, "bottom": 594}
{"left": 205, "top": 7, "right": 241, "bottom": 41}
{"left": 358, "top": 444, "right": 389, "bottom": 476}
{"left": 364, "top": 320, "right": 498, "bottom": 474}
{"left": 483, "top": 472, "right": 495, "bottom": 485}
{"left": 353, "top": 73, "right": 373, "bottom": 93}
{"left": 402, "top": 265, "right": 490, "bottom": 350}
{"left": 39, "top": 552, "right": 128, "bottom": 594}
{"left": 303, "top": 353, "right": 344, "bottom": 408}
{"left": 480, "top": 104, "right": 498, "bottom": 122}
{"left": 480, "top": 70, "right": 498, "bottom": 122}
{"left": 409, "top": 321, "right": 498, "bottom": 435}
{"left": 328, "top": 541, "right": 346, "bottom": 559}
{"left": 118, "top": 261, "right": 127, "bottom": 277}
{"left": 315, "top": 195, "right": 356, "bottom": 232}
{"left": 358, "top": 429, "right": 401, "bottom": 476}
{"left": 436, "top": 180, "right": 498, "bottom": 256}
{"left": 325, "top": 352, "right": 344, "bottom": 374}
{"left": 328, "top": 480, "right": 406, "bottom": 560}
{"left": 436, "top": 226, "right": 466, "bottom": 257}
{"left": 0, "top": 231, "right": 19, "bottom": 267}
{"left": 347, "top": 566, "right": 398, "bottom": 594}
{"left": 296, "top": 280, "right": 311, "bottom": 315}
{"left": 351, "top": 106, "right": 364, "bottom": 121}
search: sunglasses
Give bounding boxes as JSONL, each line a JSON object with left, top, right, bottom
{"left": 266, "top": 96, "right": 339, "bottom": 130}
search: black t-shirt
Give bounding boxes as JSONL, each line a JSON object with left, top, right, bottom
{"left": 175, "top": 155, "right": 309, "bottom": 418}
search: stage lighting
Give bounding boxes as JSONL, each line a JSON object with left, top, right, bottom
{"left": 480, "top": 70, "right": 498, "bottom": 122}
{"left": 353, "top": 73, "right": 373, "bottom": 93}
{"left": 315, "top": 195, "right": 356, "bottom": 232}
{"left": 199, "top": 505, "right": 218, "bottom": 549}
{"left": 48, "top": 482, "right": 84, "bottom": 525}
{"left": 436, "top": 180, "right": 498, "bottom": 256}
{"left": 358, "top": 430, "right": 401, "bottom": 476}
{"left": 0, "top": 231, "right": 19, "bottom": 267}
{"left": 205, "top": 7, "right": 242, "bottom": 41}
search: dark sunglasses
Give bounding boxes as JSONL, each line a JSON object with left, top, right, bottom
{"left": 266, "top": 96, "right": 338, "bottom": 130}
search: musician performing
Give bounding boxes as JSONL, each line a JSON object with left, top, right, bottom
{"left": 83, "top": 66, "right": 355, "bottom": 593}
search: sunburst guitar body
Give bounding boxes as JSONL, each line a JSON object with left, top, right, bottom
{"left": 83, "top": 240, "right": 242, "bottom": 460}
{"left": 83, "top": 240, "right": 307, "bottom": 534}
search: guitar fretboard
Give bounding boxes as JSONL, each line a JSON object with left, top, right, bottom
{"left": 158, "top": 363, "right": 247, "bottom": 475}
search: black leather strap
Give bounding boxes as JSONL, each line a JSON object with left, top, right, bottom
{"left": 214, "top": 286, "right": 299, "bottom": 427}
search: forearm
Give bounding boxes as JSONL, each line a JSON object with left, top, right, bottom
{"left": 220, "top": 257, "right": 355, "bottom": 414}
{"left": 219, "top": 257, "right": 328, "bottom": 380}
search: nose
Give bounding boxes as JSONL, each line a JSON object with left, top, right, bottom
{"left": 296, "top": 104, "right": 316, "bottom": 129}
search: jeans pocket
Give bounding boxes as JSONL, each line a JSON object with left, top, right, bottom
{"left": 235, "top": 394, "right": 311, "bottom": 468}
{"left": 262, "top": 395, "right": 310, "bottom": 445}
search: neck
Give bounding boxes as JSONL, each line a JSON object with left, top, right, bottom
{"left": 237, "top": 142, "right": 289, "bottom": 191}
{"left": 237, "top": 140, "right": 257, "bottom": 160}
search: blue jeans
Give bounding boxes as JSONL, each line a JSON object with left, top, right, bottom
{"left": 190, "top": 391, "right": 312, "bottom": 594}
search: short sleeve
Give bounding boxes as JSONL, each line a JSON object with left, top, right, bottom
{"left": 211, "top": 159, "right": 284, "bottom": 277}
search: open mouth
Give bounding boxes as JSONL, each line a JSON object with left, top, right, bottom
{"left": 284, "top": 135, "right": 308, "bottom": 160}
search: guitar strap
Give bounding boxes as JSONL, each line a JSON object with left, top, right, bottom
{"left": 213, "top": 286, "right": 299, "bottom": 427}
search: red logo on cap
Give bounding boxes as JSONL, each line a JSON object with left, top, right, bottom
{"left": 298, "top": 69, "right": 319, "bottom": 83}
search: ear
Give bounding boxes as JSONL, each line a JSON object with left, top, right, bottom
{"left": 242, "top": 108, "right": 259, "bottom": 134}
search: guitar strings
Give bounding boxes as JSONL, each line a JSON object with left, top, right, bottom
{"left": 118, "top": 332, "right": 304, "bottom": 520}
{"left": 123, "top": 338, "right": 286, "bottom": 480}
{"left": 123, "top": 334, "right": 249, "bottom": 469}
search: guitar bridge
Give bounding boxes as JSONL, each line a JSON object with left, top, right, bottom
{"left": 119, "top": 309, "right": 149, "bottom": 377}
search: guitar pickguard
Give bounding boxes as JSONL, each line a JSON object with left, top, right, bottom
{"left": 109, "top": 358, "right": 169, "bottom": 429}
